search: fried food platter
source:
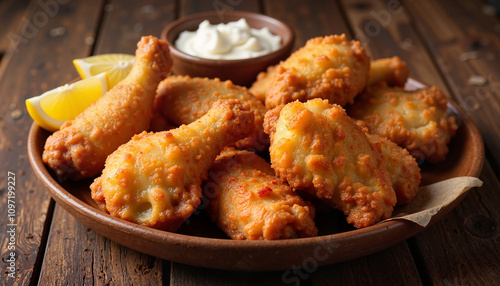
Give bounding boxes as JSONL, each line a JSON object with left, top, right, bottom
{"left": 27, "top": 78, "right": 484, "bottom": 271}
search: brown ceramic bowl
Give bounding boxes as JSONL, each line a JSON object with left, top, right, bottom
{"left": 160, "top": 11, "right": 294, "bottom": 86}
{"left": 27, "top": 79, "right": 484, "bottom": 271}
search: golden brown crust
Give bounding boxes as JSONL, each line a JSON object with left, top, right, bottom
{"left": 348, "top": 82, "right": 458, "bottom": 163}
{"left": 262, "top": 104, "right": 284, "bottom": 137}
{"left": 265, "top": 34, "right": 370, "bottom": 109}
{"left": 249, "top": 64, "right": 277, "bottom": 103}
{"left": 43, "top": 36, "right": 173, "bottom": 180}
{"left": 367, "top": 134, "right": 421, "bottom": 205}
{"left": 149, "top": 113, "right": 177, "bottom": 132}
{"left": 90, "top": 99, "right": 255, "bottom": 231}
{"left": 368, "top": 57, "right": 409, "bottom": 87}
{"left": 204, "top": 149, "right": 317, "bottom": 240}
{"left": 154, "top": 76, "right": 269, "bottom": 152}
{"left": 264, "top": 99, "right": 396, "bottom": 228}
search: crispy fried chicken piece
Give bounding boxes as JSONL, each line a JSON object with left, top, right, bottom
{"left": 154, "top": 76, "right": 268, "bottom": 151}
{"left": 249, "top": 56, "right": 407, "bottom": 104}
{"left": 367, "top": 56, "right": 409, "bottom": 87}
{"left": 149, "top": 113, "right": 177, "bottom": 133}
{"left": 264, "top": 34, "right": 370, "bottom": 109}
{"left": 90, "top": 100, "right": 254, "bottom": 231}
{"left": 204, "top": 148, "right": 318, "bottom": 240}
{"left": 367, "top": 134, "right": 421, "bottom": 205}
{"left": 348, "top": 82, "right": 458, "bottom": 163}
{"left": 264, "top": 99, "right": 396, "bottom": 228}
{"left": 43, "top": 36, "right": 172, "bottom": 180}
{"left": 248, "top": 65, "right": 277, "bottom": 103}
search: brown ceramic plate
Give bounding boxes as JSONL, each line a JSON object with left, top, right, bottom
{"left": 27, "top": 79, "right": 484, "bottom": 271}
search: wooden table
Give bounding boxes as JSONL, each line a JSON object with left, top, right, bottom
{"left": 1, "top": 0, "right": 499, "bottom": 285}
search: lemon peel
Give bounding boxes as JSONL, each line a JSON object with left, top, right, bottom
{"left": 26, "top": 72, "right": 108, "bottom": 131}
{"left": 73, "top": 53, "right": 134, "bottom": 88}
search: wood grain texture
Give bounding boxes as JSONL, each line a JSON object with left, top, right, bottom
{"left": 171, "top": 263, "right": 289, "bottom": 286}
{"left": 179, "top": 0, "right": 260, "bottom": 17}
{"left": 340, "top": 0, "right": 448, "bottom": 92}
{"left": 263, "top": 0, "right": 352, "bottom": 49}
{"left": 93, "top": 0, "right": 177, "bottom": 54}
{"left": 0, "top": 0, "right": 104, "bottom": 284}
{"left": 411, "top": 161, "right": 500, "bottom": 285}
{"left": 404, "top": 0, "right": 500, "bottom": 172}
{"left": 38, "top": 205, "right": 167, "bottom": 286}
{"left": 0, "top": 0, "right": 31, "bottom": 54}
{"left": 36, "top": 0, "right": 174, "bottom": 285}
{"left": 310, "top": 243, "right": 422, "bottom": 286}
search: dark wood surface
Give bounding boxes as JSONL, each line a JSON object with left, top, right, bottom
{"left": 1, "top": 0, "right": 499, "bottom": 285}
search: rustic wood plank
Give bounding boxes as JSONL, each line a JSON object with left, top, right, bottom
{"left": 404, "top": 0, "right": 500, "bottom": 172}
{"left": 263, "top": 0, "right": 352, "bottom": 49}
{"left": 410, "top": 160, "right": 500, "bottom": 285}
{"left": 37, "top": 0, "right": 176, "bottom": 285}
{"left": 93, "top": 0, "right": 177, "bottom": 55}
{"left": 310, "top": 242, "right": 421, "bottom": 286}
{"left": 179, "top": 0, "right": 260, "bottom": 17}
{"left": 339, "top": 0, "right": 448, "bottom": 93}
{"left": 171, "top": 263, "right": 290, "bottom": 286}
{"left": 0, "top": 0, "right": 31, "bottom": 54}
{"left": 38, "top": 205, "right": 167, "bottom": 285}
{"left": 0, "top": 0, "right": 105, "bottom": 284}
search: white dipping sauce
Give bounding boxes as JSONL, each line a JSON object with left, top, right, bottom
{"left": 175, "top": 18, "right": 281, "bottom": 60}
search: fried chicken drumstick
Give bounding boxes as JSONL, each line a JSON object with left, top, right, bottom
{"left": 154, "top": 76, "right": 268, "bottom": 151}
{"left": 90, "top": 100, "right": 254, "bottom": 231}
{"left": 204, "top": 148, "right": 318, "bottom": 240}
{"left": 43, "top": 36, "right": 172, "bottom": 180}
{"left": 264, "top": 99, "right": 396, "bottom": 228}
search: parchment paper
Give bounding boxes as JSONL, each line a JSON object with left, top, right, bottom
{"left": 386, "top": 176, "right": 483, "bottom": 227}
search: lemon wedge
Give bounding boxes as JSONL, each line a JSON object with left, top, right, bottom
{"left": 26, "top": 72, "right": 108, "bottom": 132}
{"left": 73, "top": 54, "right": 134, "bottom": 88}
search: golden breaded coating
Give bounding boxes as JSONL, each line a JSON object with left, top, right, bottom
{"left": 149, "top": 113, "right": 177, "bottom": 133}
{"left": 43, "top": 36, "right": 172, "bottom": 180}
{"left": 367, "top": 134, "right": 421, "bottom": 205}
{"left": 90, "top": 100, "right": 255, "bottom": 231}
{"left": 154, "top": 76, "right": 268, "bottom": 151}
{"left": 348, "top": 82, "right": 458, "bottom": 163}
{"left": 248, "top": 65, "right": 277, "bottom": 103}
{"left": 204, "top": 148, "right": 318, "bottom": 240}
{"left": 251, "top": 56, "right": 406, "bottom": 105}
{"left": 264, "top": 99, "right": 396, "bottom": 228}
{"left": 265, "top": 34, "right": 370, "bottom": 109}
{"left": 367, "top": 56, "right": 409, "bottom": 87}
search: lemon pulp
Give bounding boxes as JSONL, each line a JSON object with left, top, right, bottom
{"left": 26, "top": 72, "right": 108, "bottom": 131}
{"left": 73, "top": 54, "right": 134, "bottom": 88}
